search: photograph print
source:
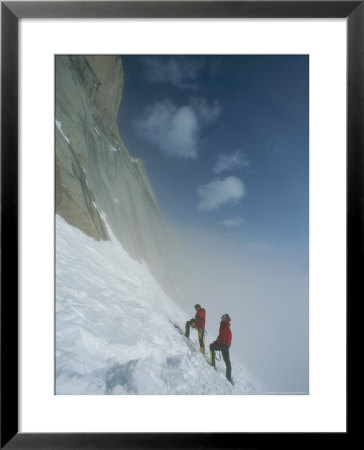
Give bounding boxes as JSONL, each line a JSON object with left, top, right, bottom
{"left": 55, "top": 55, "right": 309, "bottom": 395}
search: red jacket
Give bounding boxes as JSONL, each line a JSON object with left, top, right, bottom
{"left": 195, "top": 308, "right": 206, "bottom": 329}
{"left": 215, "top": 320, "right": 232, "bottom": 347}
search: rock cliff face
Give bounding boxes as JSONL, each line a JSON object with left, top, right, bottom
{"left": 55, "top": 55, "right": 175, "bottom": 295}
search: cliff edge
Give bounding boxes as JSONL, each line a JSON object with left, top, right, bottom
{"left": 55, "top": 55, "right": 175, "bottom": 295}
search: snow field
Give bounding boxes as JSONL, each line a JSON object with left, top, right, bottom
{"left": 56, "top": 215, "right": 263, "bottom": 394}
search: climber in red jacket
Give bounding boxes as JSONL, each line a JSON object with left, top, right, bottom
{"left": 185, "top": 304, "right": 206, "bottom": 354}
{"left": 210, "top": 314, "right": 233, "bottom": 383}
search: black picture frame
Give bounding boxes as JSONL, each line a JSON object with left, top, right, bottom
{"left": 1, "top": 1, "right": 357, "bottom": 448}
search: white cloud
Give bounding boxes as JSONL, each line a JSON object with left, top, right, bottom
{"left": 220, "top": 217, "right": 245, "bottom": 227}
{"left": 190, "top": 97, "right": 221, "bottom": 125}
{"left": 197, "top": 176, "right": 246, "bottom": 212}
{"left": 213, "top": 150, "right": 250, "bottom": 174}
{"left": 139, "top": 56, "right": 204, "bottom": 89}
{"left": 133, "top": 98, "right": 221, "bottom": 159}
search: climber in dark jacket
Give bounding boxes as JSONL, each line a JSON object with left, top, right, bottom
{"left": 210, "top": 314, "right": 233, "bottom": 383}
{"left": 185, "top": 304, "right": 206, "bottom": 354}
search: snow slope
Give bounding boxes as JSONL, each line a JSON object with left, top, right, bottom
{"left": 56, "top": 215, "right": 264, "bottom": 395}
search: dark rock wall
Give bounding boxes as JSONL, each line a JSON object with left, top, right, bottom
{"left": 56, "top": 55, "right": 176, "bottom": 296}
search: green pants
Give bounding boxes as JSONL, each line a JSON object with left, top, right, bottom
{"left": 209, "top": 342, "right": 232, "bottom": 381}
{"left": 185, "top": 319, "right": 205, "bottom": 353}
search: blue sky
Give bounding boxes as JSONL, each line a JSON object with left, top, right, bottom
{"left": 117, "top": 55, "right": 309, "bottom": 392}
{"left": 117, "top": 55, "right": 308, "bottom": 267}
